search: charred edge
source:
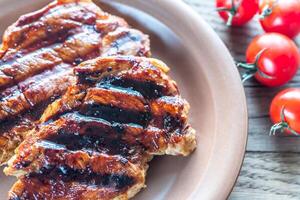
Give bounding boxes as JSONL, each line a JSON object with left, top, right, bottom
{"left": 32, "top": 165, "right": 134, "bottom": 189}
{"left": 76, "top": 71, "right": 101, "bottom": 85}
{"left": 15, "top": 161, "right": 32, "bottom": 170}
{"left": 0, "top": 118, "right": 21, "bottom": 136}
{"left": 163, "top": 114, "right": 184, "bottom": 133}
{"left": 9, "top": 165, "right": 135, "bottom": 200}
{"left": 0, "top": 113, "right": 34, "bottom": 137}
{"left": 1, "top": 25, "right": 89, "bottom": 65}
{"left": 0, "top": 97, "right": 55, "bottom": 136}
{"left": 43, "top": 113, "right": 143, "bottom": 157}
{"left": 46, "top": 127, "right": 136, "bottom": 157}
{"left": 16, "top": 2, "right": 97, "bottom": 27}
{"left": 98, "top": 76, "right": 165, "bottom": 99}
{"left": 80, "top": 103, "right": 151, "bottom": 127}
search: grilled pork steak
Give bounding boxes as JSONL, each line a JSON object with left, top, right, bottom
{"left": 0, "top": 0, "right": 150, "bottom": 164}
{"left": 5, "top": 56, "right": 196, "bottom": 200}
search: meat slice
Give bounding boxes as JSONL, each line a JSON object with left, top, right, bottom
{"left": 0, "top": 0, "right": 150, "bottom": 164}
{"left": 5, "top": 56, "right": 196, "bottom": 200}
{"left": 0, "top": 0, "right": 150, "bottom": 119}
{"left": 0, "top": 64, "right": 74, "bottom": 119}
{"left": 8, "top": 152, "right": 147, "bottom": 200}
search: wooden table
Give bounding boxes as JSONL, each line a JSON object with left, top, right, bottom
{"left": 184, "top": 0, "right": 300, "bottom": 199}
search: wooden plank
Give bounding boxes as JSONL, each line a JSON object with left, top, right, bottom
{"left": 246, "top": 82, "right": 300, "bottom": 118}
{"left": 248, "top": 118, "right": 300, "bottom": 152}
{"left": 230, "top": 152, "right": 300, "bottom": 200}
{"left": 184, "top": 1, "right": 300, "bottom": 199}
{"left": 183, "top": 0, "right": 300, "bottom": 61}
{"left": 183, "top": 0, "right": 264, "bottom": 60}
{"left": 185, "top": 0, "right": 300, "bottom": 152}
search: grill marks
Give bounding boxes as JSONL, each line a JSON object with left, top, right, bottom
{"left": 101, "top": 77, "right": 165, "bottom": 99}
{"left": 5, "top": 56, "right": 196, "bottom": 200}
{"left": 6, "top": 124, "right": 146, "bottom": 199}
{"left": 9, "top": 153, "right": 144, "bottom": 200}
{"left": 9, "top": 177, "right": 130, "bottom": 200}
{"left": 0, "top": 2, "right": 196, "bottom": 199}
{"left": 0, "top": 1, "right": 103, "bottom": 122}
{"left": 19, "top": 64, "right": 74, "bottom": 107}
{"left": 0, "top": 48, "right": 62, "bottom": 88}
{"left": 9, "top": 170, "right": 138, "bottom": 200}
{"left": 48, "top": 113, "right": 144, "bottom": 155}
{"left": 28, "top": 166, "right": 135, "bottom": 190}
{"left": 11, "top": 172, "right": 134, "bottom": 199}
{"left": 39, "top": 56, "right": 189, "bottom": 152}
{"left": 11, "top": 112, "right": 147, "bottom": 166}
{"left": 6, "top": 56, "right": 192, "bottom": 167}
{"left": 53, "top": 26, "right": 101, "bottom": 64}
{"left": 0, "top": 0, "right": 151, "bottom": 122}
{"left": 58, "top": 57, "right": 184, "bottom": 133}
{"left": 84, "top": 87, "right": 147, "bottom": 112}
{"left": 2, "top": 2, "right": 98, "bottom": 53}
{"left": 0, "top": 26, "right": 147, "bottom": 117}
{"left": 0, "top": 64, "right": 74, "bottom": 121}
{"left": 0, "top": 26, "right": 100, "bottom": 89}
{"left": 81, "top": 103, "right": 150, "bottom": 127}
{"left": 0, "top": 0, "right": 151, "bottom": 167}
{"left": 0, "top": 99, "right": 56, "bottom": 164}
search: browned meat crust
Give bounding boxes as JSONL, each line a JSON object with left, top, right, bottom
{"left": 0, "top": 0, "right": 150, "bottom": 164}
{"left": 5, "top": 56, "right": 196, "bottom": 200}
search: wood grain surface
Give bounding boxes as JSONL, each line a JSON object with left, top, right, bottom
{"left": 184, "top": 0, "right": 300, "bottom": 199}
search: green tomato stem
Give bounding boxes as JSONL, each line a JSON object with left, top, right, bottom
{"left": 217, "top": 0, "right": 241, "bottom": 26}
{"left": 270, "top": 107, "right": 300, "bottom": 136}
{"left": 236, "top": 49, "right": 272, "bottom": 83}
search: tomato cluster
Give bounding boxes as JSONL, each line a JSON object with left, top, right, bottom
{"left": 259, "top": 0, "right": 300, "bottom": 39}
{"left": 216, "top": 0, "right": 300, "bottom": 38}
{"left": 216, "top": 0, "right": 300, "bottom": 135}
{"left": 216, "top": 0, "right": 259, "bottom": 26}
{"left": 241, "top": 33, "right": 300, "bottom": 87}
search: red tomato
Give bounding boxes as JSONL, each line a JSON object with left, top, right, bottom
{"left": 270, "top": 88, "right": 300, "bottom": 135}
{"left": 216, "top": 0, "right": 259, "bottom": 26}
{"left": 242, "top": 33, "right": 300, "bottom": 87}
{"left": 259, "top": 0, "right": 300, "bottom": 39}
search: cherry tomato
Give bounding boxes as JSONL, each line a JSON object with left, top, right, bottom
{"left": 270, "top": 88, "right": 300, "bottom": 135}
{"left": 259, "top": 0, "right": 300, "bottom": 39}
{"left": 216, "top": 0, "right": 259, "bottom": 26}
{"left": 241, "top": 33, "right": 300, "bottom": 87}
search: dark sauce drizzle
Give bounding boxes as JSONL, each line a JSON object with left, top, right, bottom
{"left": 98, "top": 76, "right": 164, "bottom": 100}
{"left": 27, "top": 165, "right": 135, "bottom": 190}
{"left": 80, "top": 103, "right": 150, "bottom": 127}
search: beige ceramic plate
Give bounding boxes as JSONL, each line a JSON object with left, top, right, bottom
{"left": 0, "top": 0, "right": 248, "bottom": 199}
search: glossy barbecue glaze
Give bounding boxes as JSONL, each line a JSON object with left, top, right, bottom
{"left": 0, "top": 0, "right": 150, "bottom": 164}
{"left": 5, "top": 56, "right": 196, "bottom": 200}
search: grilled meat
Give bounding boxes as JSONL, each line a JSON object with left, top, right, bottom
{"left": 5, "top": 56, "right": 196, "bottom": 200}
{"left": 0, "top": 0, "right": 150, "bottom": 164}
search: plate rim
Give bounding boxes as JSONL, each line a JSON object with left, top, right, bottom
{"left": 106, "top": 0, "right": 248, "bottom": 199}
